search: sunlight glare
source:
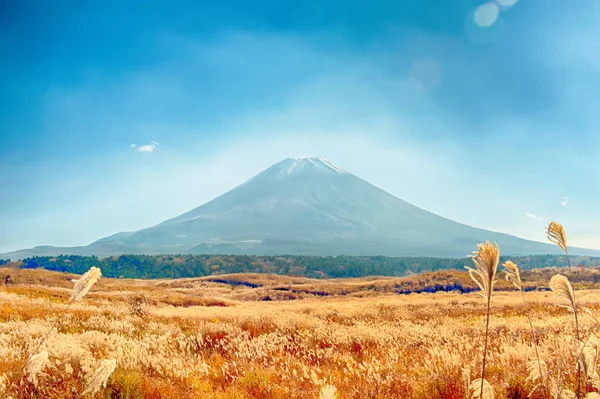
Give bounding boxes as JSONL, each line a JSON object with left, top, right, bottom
{"left": 474, "top": 2, "right": 500, "bottom": 27}
{"left": 496, "top": 0, "right": 519, "bottom": 8}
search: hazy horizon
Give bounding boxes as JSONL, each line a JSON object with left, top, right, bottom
{"left": 2, "top": 0, "right": 600, "bottom": 253}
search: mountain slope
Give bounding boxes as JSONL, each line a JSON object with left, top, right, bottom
{"left": 3, "top": 156, "right": 598, "bottom": 259}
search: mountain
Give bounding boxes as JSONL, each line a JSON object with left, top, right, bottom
{"left": 2, "top": 156, "right": 599, "bottom": 259}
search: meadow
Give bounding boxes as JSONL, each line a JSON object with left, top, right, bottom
{"left": 2, "top": 258, "right": 600, "bottom": 398}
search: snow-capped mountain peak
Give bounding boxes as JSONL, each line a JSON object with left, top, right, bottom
{"left": 293, "top": 156, "right": 345, "bottom": 174}
{"left": 249, "top": 156, "right": 347, "bottom": 182}
{"left": 6, "top": 156, "right": 600, "bottom": 260}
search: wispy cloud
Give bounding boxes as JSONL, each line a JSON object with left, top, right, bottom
{"left": 525, "top": 212, "right": 543, "bottom": 222}
{"left": 132, "top": 141, "right": 159, "bottom": 153}
{"left": 561, "top": 196, "right": 570, "bottom": 206}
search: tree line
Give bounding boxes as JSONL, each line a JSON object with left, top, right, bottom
{"left": 1, "top": 253, "right": 598, "bottom": 279}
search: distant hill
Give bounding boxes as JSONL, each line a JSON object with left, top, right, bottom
{"left": 2, "top": 156, "right": 599, "bottom": 259}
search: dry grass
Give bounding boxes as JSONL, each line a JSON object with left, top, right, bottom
{"left": 2, "top": 266, "right": 600, "bottom": 398}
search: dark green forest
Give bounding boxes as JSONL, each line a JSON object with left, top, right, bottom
{"left": 1, "top": 253, "right": 599, "bottom": 279}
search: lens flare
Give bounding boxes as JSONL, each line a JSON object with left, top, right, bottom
{"left": 496, "top": 0, "right": 519, "bottom": 8}
{"left": 474, "top": 2, "right": 500, "bottom": 27}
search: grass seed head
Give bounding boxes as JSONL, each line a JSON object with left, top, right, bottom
{"left": 25, "top": 350, "right": 49, "bottom": 387}
{"left": 555, "top": 389, "right": 576, "bottom": 399}
{"left": 319, "top": 384, "right": 338, "bottom": 399}
{"left": 0, "top": 374, "right": 8, "bottom": 394}
{"left": 469, "top": 378, "right": 494, "bottom": 399}
{"left": 462, "top": 367, "right": 471, "bottom": 394}
{"left": 549, "top": 274, "right": 577, "bottom": 313}
{"left": 547, "top": 222, "right": 568, "bottom": 254}
{"left": 579, "top": 334, "right": 600, "bottom": 381}
{"left": 526, "top": 359, "right": 547, "bottom": 383}
{"left": 70, "top": 266, "right": 102, "bottom": 301}
{"left": 503, "top": 261, "right": 522, "bottom": 290}
{"left": 82, "top": 359, "right": 117, "bottom": 396}
{"left": 465, "top": 241, "right": 500, "bottom": 300}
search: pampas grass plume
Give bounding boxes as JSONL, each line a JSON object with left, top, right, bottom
{"left": 462, "top": 367, "right": 471, "bottom": 395}
{"left": 503, "top": 260, "right": 522, "bottom": 290}
{"left": 82, "top": 359, "right": 117, "bottom": 396}
{"left": 550, "top": 274, "right": 577, "bottom": 314}
{"left": 526, "top": 359, "right": 548, "bottom": 384}
{"left": 0, "top": 374, "right": 8, "bottom": 394}
{"left": 70, "top": 266, "right": 102, "bottom": 301}
{"left": 465, "top": 241, "right": 500, "bottom": 300}
{"left": 319, "top": 384, "right": 338, "bottom": 399}
{"left": 469, "top": 378, "right": 494, "bottom": 399}
{"left": 25, "top": 350, "right": 48, "bottom": 387}
{"left": 547, "top": 222, "right": 568, "bottom": 254}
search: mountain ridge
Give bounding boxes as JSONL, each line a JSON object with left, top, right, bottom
{"left": 2, "top": 156, "right": 599, "bottom": 260}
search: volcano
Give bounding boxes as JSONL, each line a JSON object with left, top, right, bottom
{"left": 3, "top": 156, "right": 598, "bottom": 259}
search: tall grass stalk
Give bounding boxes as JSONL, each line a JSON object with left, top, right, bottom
{"left": 576, "top": 313, "right": 600, "bottom": 384}
{"left": 547, "top": 222, "right": 583, "bottom": 398}
{"left": 9, "top": 266, "right": 102, "bottom": 389}
{"left": 504, "top": 260, "right": 548, "bottom": 398}
{"left": 550, "top": 274, "right": 581, "bottom": 398}
{"left": 465, "top": 241, "right": 500, "bottom": 399}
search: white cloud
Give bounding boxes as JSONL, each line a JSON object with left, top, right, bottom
{"left": 561, "top": 196, "right": 570, "bottom": 206}
{"left": 525, "top": 213, "right": 543, "bottom": 222}
{"left": 135, "top": 141, "right": 159, "bottom": 153}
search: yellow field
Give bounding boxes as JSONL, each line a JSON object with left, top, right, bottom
{"left": 1, "top": 267, "right": 600, "bottom": 398}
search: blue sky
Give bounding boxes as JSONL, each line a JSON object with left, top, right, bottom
{"left": 1, "top": 0, "right": 599, "bottom": 252}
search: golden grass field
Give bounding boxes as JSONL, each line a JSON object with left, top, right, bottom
{"left": 2, "top": 265, "right": 600, "bottom": 398}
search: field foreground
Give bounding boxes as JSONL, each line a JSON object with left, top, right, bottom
{"left": 2, "top": 267, "right": 600, "bottom": 398}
